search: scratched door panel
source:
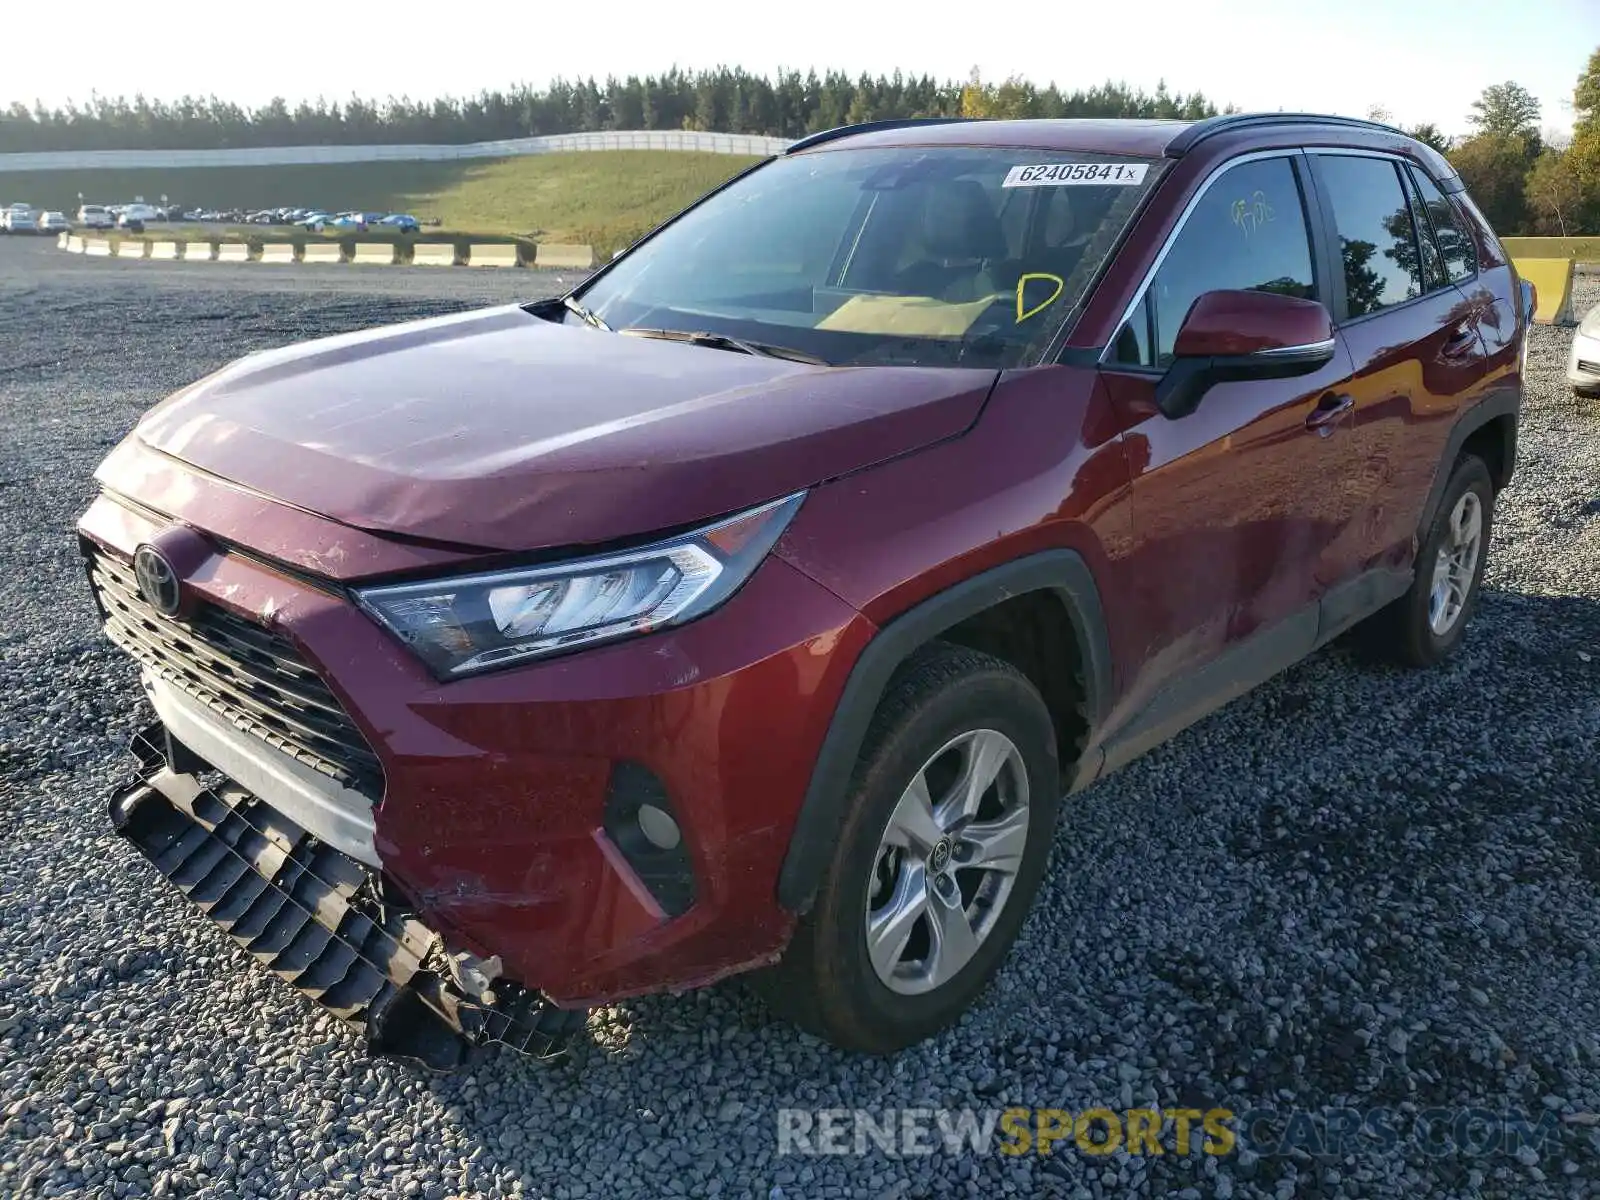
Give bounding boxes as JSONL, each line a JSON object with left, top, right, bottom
{"left": 1096, "top": 152, "right": 1356, "bottom": 719}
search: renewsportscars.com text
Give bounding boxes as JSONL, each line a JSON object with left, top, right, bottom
{"left": 775, "top": 1106, "right": 1568, "bottom": 1160}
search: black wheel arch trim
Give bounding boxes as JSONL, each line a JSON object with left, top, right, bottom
{"left": 776, "top": 549, "right": 1112, "bottom": 914}
{"left": 1418, "top": 386, "right": 1521, "bottom": 536}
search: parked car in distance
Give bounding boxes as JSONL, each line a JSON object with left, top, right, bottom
{"left": 379, "top": 213, "right": 420, "bottom": 233}
{"left": 36, "top": 211, "right": 70, "bottom": 234}
{"left": 116, "top": 203, "right": 161, "bottom": 231}
{"left": 1569, "top": 304, "right": 1600, "bottom": 397}
{"left": 1, "top": 203, "right": 37, "bottom": 232}
{"left": 77, "top": 204, "right": 114, "bottom": 229}
{"left": 81, "top": 113, "right": 1527, "bottom": 1068}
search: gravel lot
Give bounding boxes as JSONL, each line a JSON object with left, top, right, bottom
{"left": 2, "top": 235, "right": 1598, "bottom": 1199}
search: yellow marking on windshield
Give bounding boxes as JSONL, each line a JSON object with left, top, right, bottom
{"left": 1016, "top": 273, "right": 1065, "bottom": 322}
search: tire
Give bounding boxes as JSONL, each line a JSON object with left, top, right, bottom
{"left": 759, "top": 642, "right": 1060, "bottom": 1053}
{"left": 1358, "top": 454, "right": 1494, "bottom": 667}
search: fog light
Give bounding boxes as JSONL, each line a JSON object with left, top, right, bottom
{"left": 637, "top": 803, "right": 681, "bottom": 850}
{"left": 603, "top": 762, "right": 696, "bottom": 916}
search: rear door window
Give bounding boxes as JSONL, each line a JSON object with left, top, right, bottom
{"left": 1402, "top": 170, "right": 1450, "bottom": 293}
{"left": 1407, "top": 166, "right": 1477, "bottom": 283}
{"left": 1313, "top": 154, "right": 1424, "bottom": 319}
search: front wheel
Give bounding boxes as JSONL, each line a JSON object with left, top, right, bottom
{"left": 760, "top": 643, "right": 1060, "bottom": 1053}
{"left": 1358, "top": 454, "right": 1495, "bottom": 667}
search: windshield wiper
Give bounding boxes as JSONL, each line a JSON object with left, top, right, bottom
{"left": 619, "top": 327, "right": 827, "bottom": 366}
{"left": 562, "top": 295, "right": 611, "bottom": 332}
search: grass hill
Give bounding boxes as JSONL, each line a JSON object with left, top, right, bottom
{"left": 3, "top": 151, "right": 761, "bottom": 255}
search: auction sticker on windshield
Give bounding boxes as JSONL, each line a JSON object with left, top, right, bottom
{"left": 1003, "top": 163, "right": 1149, "bottom": 187}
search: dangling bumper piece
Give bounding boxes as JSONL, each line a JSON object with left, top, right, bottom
{"left": 109, "top": 726, "right": 586, "bottom": 1071}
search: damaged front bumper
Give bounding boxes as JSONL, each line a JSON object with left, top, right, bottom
{"left": 110, "top": 726, "right": 586, "bottom": 1071}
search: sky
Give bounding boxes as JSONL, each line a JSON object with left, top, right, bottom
{"left": 8, "top": 0, "right": 1598, "bottom": 138}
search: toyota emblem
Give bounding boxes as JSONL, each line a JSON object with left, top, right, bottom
{"left": 133, "top": 544, "right": 182, "bottom": 616}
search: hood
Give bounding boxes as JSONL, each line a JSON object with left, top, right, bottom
{"left": 130, "top": 305, "right": 996, "bottom": 553}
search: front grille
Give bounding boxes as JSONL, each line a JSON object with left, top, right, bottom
{"left": 86, "top": 544, "right": 384, "bottom": 800}
{"left": 1578, "top": 358, "right": 1600, "bottom": 377}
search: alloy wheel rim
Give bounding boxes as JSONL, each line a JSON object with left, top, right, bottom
{"left": 864, "top": 728, "right": 1030, "bottom": 996}
{"left": 1428, "top": 490, "right": 1483, "bottom": 636}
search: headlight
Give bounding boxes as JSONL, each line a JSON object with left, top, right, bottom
{"left": 354, "top": 493, "right": 804, "bottom": 679}
{"left": 1581, "top": 306, "right": 1600, "bottom": 338}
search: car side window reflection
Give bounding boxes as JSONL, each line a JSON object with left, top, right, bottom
{"left": 1403, "top": 168, "right": 1451, "bottom": 294}
{"left": 1314, "top": 154, "right": 1425, "bottom": 319}
{"left": 1408, "top": 166, "right": 1477, "bottom": 283}
{"left": 1113, "top": 156, "right": 1316, "bottom": 369}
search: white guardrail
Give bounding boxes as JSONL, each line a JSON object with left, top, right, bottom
{"left": 0, "top": 130, "right": 792, "bottom": 173}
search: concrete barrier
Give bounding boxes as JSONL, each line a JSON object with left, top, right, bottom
{"left": 115, "top": 240, "right": 146, "bottom": 259}
{"left": 56, "top": 231, "right": 67, "bottom": 249}
{"left": 84, "top": 238, "right": 111, "bottom": 256}
{"left": 533, "top": 243, "right": 596, "bottom": 270}
{"left": 302, "top": 242, "right": 343, "bottom": 264}
{"left": 260, "top": 243, "right": 296, "bottom": 264}
{"left": 66, "top": 235, "right": 84, "bottom": 253}
{"left": 217, "top": 242, "right": 249, "bottom": 263}
{"left": 149, "top": 241, "right": 179, "bottom": 260}
{"left": 467, "top": 243, "right": 519, "bottom": 268}
{"left": 1514, "top": 257, "right": 1575, "bottom": 325}
{"left": 410, "top": 243, "right": 457, "bottom": 267}
{"left": 352, "top": 243, "right": 395, "bottom": 265}
{"left": 184, "top": 242, "right": 215, "bottom": 262}
{"left": 1502, "top": 236, "right": 1600, "bottom": 265}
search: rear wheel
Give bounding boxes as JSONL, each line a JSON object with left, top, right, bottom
{"left": 1358, "top": 454, "right": 1494, "bottom": 667}
{"left": 760, "top": 643, "right": 1060, "bottom": 1053}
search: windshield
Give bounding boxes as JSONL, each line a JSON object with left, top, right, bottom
{"left": 573, "top": 146, "right": 1164, "bottom": 368}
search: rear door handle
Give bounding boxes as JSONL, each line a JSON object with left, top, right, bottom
{"left": 1306, "top": 392, "right": 1354, "bottom": 436}
{"left": 1442, "top": 324, "right": 1479, "bottom": 357}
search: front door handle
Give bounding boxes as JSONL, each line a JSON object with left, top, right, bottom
{"left": 1306, "top": 392, "right": 1354, "bottom": 436}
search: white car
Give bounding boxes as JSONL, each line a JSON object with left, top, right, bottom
{"left": 1570, "top": 303, "right": 1600, "bottom": 397}
{"left": 36, "top": 211, "right": 69, "bottom": 233}
{"left": 116, "top": 203, "right": 161, "bottom": 229}
{"left": 78, "top": 204, "right": 114, "bottom": 229}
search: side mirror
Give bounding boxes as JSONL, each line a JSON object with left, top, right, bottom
{"left": 1154, "top": 289, "right": 1335, "bottom": 419}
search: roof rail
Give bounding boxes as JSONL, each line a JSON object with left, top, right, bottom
{"left": 784, "top": 117, "right": 979, "bottom": 154}
{"left": 1164, "top": 112, "right": 1410, "bottom": 157}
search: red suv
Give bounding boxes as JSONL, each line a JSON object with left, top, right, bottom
{"left": 81, "top": 114, "right": 1526, "bottom": 1067}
